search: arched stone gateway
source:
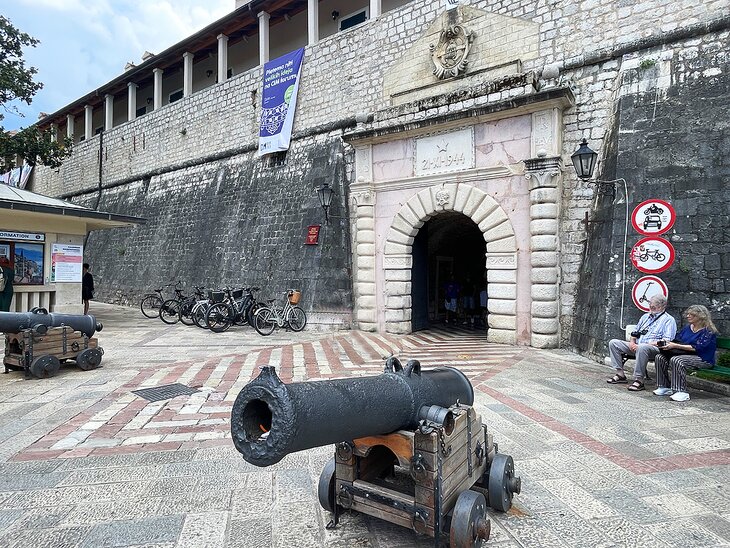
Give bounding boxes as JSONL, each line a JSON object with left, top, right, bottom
{"left": 380, "top": 183, "right": 519, "bottom": 344}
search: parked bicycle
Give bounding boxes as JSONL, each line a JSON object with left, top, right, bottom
{"left": 178, "top": 286, "right": 206, "bottom": 326}
{"left": 140, "top": 282, "right": 178, "bottom": 318}
{"left": 254, "top": 289, "right": 307, "bottom": 336}
{"left": 159, "top": 285, "right": 188, "bottom": 325}
{"left": 205, "top": 288, "right": 247, "bottom": 333}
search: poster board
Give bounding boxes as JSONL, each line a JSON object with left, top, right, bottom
{"left": 51, "top": 244, "right": 83, "bottom": 283}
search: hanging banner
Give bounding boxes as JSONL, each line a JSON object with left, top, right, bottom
{"left": 630, "top": 237, "right": 675, "bottom": 274}
{"left": 0, "top": 165, "right": 33, "bottom": 189}
{"left": 258, "top": 48, "right": 305, "bottom": 156}
{"left": 632, "top": 276, "right": 669, "bottom": 312}
{"left": 631, "top": 199, "right": 675, "bottom": 236}
{"left": 51, "top": 244, "right": 83, "bottom": 283}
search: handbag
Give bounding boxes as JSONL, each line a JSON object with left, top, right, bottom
{"left": 659, "top": 340, "right": 695, "bottom": 358}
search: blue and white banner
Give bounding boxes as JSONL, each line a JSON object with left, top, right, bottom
{"left": 258, "top": 48, "right": 305, "bottom": 156}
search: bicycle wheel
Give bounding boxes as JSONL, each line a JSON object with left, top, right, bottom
{"left": 140, "top": 295, "right": 162, "bottom": 318}
{"left": 287, "top": 306, "right": 307, "bottom": 332}
{"left": 192, "top": 303, "right": 209, "bottom": 329}
{"left": 179, "top": 299, "right": 195, "bottom": 326}
{"left": 207, "top": 303, "right": 233, "bottom": 333}
{"left": 254, "top": 307, "right": 276, "bottom": 336}
{"left": 159, "top": 299, "right": 181, "bottom": 324}
{"left": 247, "top": 302, "right": 264, "bottom": 327}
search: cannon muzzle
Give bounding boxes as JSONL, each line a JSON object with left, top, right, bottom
{"left": 231, "top": 359, "right": 474, "bottom": 467}
{"left": 0, "top": 310, "right": 102, "bottom": 337}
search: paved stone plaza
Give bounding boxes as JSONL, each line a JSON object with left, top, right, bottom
{"left": 0, "top": 303, "right": 728, "bottom": 547}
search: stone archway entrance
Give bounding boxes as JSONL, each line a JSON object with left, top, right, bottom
{"left": 411, "top": 212, "right": 487, "bottom": 331}
{"left": 382, "top": 183, "right": 518, "bottom": 344}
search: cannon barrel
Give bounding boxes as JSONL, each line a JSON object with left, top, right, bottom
{"left": 0, "top": 310, "right": 103, "bottom": 337}
{"left": 231, "top": 359, "right": 474, "bottom": 467}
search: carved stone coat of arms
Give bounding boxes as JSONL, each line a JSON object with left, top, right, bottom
{"left": 430, "top": 24, "right": 475, "bottom": 80}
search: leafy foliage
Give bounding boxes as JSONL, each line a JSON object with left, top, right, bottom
{"left": 0, "top": 15, "right": 71, "bottom": 171}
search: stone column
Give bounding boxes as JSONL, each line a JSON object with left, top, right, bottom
{"left": 258, "top": 12, "right": 270, "bottom": 65}
{"left": 351, "top": 145, "right": 377, "bottom": 332}
{"left": 66, "top": 114, "right": 75, "bottom": 139}
{"left": 217, "top": 35, "right": 228, "bottom": 83}
{"left": 50, "top": 123, "right": 57, "bottom": 142}
{"left": 183, "top": 52, "right": 194, "bottom": 95}
{"left": 307, "top": 0, "right": 319, "bottom": 45}
{"left": 84, "top": 105, "right": 93, "bottom": 140}
{"left": 525, "top": 155, "right": 562, "bottom": 348}
{"left": 127, "top": 82, "right": 137, "bottom": 121}
{"left": 370, "top": 0, "right": 382, "bottom": 19}
{"left": 153, "top": 68, "right": 163, "bottom": 110}
{"left": 104, "top": 94, "right": 114, "bottom": 131}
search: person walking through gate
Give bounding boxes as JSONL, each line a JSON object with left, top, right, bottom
{"left": 82, "top": 263, "right": 94, "bottom": 315}
{"left": 653, "top": 305, "right": 718, "bottom": 402}
{"left": 0, "top": 257, "right": 13, "bottom": 312}
{"left": 607, "top": 294, "right": 676, "bottom": 391}
{"left": 444, "top": 275, "right": 460, "bottom": 324}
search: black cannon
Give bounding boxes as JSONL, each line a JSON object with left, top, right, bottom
{"left": 3, "top": 309, "right": 104, "bottom": 378}
{"left": 231, "top": 359, "right": 474, "bottom": 467}
{"left": 231, "top": 358, "right": 522, "bottom": 547}
{"left": 0, "top": 309, "right": 102, "bottom": 337}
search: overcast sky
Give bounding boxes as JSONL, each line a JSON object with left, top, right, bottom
{"left": 3, "top": 0, "right": 233, "bottom": 130}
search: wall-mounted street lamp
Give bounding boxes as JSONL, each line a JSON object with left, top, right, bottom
{"left": 570, "top": 138, "right": 598, "bottom": 180}
{"left": 316, "top": 182, "right": 335, "bottom": 224}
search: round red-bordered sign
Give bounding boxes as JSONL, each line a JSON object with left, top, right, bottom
{"left": 630, "top": 237, "right": 675, "bottom": 274}
{"left": 631, "top": 199, "right": 675, "bottom": 236}
{"left": 632, "top": 276, "right": 669, "bottom": 312}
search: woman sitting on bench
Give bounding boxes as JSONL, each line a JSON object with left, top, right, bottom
{"left": 653, "top": 305, "right": 718, "bottom": 402}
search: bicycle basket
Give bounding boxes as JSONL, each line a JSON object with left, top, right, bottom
{"left": 211, "top": 291, "right": 226, "bottom": 303}
{"left": 288, "top": 290, "right": 301, "bottom": 305}
{"left": 232, "top": 289, "right": 244, "bottom": 300}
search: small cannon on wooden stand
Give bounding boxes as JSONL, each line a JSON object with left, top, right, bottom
{"left": 2, "top": 309, "right": 104, "bottom": 379}
{"left": 231, "top": 357, "right": 521, "bottom": 547}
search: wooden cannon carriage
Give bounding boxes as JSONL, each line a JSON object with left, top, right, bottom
{"left": 318, "top": 403, "right": 520, "bottom": 547}
{"left": 2, "top": 309, "right": 104, "bottom": 379}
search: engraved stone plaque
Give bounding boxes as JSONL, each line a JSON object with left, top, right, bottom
{"left": 415, "top": 128, "right": 474, "bottom": 177}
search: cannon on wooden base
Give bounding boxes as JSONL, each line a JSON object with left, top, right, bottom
{"left": 231, "top": 357, "right": 521, "bottom": 547}
{"left": 2, "top": 309, "right": 104, "bottom": 379}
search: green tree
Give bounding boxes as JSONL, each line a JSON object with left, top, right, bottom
{"left": 1, "top": 15, "right": 71, "bottom": 171}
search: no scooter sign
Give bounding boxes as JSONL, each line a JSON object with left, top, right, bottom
{"left": 631, "top": 199, "right": 675, "bottom": 236}
{"left": 632, "top": 276, "right": 669, "bottom": 312}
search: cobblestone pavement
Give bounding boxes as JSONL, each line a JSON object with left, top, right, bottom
{"left": 1, "top": 303, "right": 729, "bottom": 547}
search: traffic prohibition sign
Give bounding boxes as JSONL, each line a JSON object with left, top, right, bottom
{"left": 632, "top": 199, "right": 675, "bottom": 236}
{"left": 632, "top": 276, "right": 669, "bottom": 312}
{"left": 630, "top": 237, "right": 675, "bottom": 274}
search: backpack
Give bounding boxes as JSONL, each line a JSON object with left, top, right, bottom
{"left": 0, "top": 268, "right": 5, "bottom": 292}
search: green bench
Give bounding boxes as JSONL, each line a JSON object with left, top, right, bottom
{"left": 691, "top": 336, "right": 730, "bottom": 383}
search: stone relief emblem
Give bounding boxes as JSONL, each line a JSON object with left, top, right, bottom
{"left": 435, "top": 187, "right": 451, "bottom": 207}
{"left": 430, "top": 25, "right": 475, "bottom": 80}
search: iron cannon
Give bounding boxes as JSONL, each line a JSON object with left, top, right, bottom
{"left": 231, "top": 358, "right": 474, "bottom": 467}
{"left": 0, "top": 309, "right": 103, "bottom": 337}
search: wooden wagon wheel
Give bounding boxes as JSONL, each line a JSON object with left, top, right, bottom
{"left": 29, "top": 355, "right": 61, "bottom": 378}
{"left": 76, "top": 348, "right": 103, "bottom": 371}
{"left": 449, "top": 490, "right": 490, "bottom": 547}
{"left": 317, "top": 457, "right": 337, "bottom": 513}
{"left": 487, "top": 453, "right": 521, "bottom": 512}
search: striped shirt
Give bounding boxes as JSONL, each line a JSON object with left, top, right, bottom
{"left": 635, "top": 311, "right": 677, "bottom": 343}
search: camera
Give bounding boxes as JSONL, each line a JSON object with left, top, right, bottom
{"left": 657, "top": 340, "right": 667, "bottom": 347}
{"left": 630, "top": 329, "right": 647, "bottom": 338}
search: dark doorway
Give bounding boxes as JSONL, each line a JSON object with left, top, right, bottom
{"left": 410, "top": 212, "right": 487, "bottom": 331}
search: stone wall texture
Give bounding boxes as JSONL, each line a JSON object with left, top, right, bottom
{"left": 28, "top": 0, "right": 730, "bottom": 346}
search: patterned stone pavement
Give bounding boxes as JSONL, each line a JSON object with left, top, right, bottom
{"left": 0, "top": 302, "right": 729, "bottom": 547}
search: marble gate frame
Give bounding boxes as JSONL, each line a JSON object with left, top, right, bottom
{"left": 347, "top": 105, "right": 568, "bottom": 348}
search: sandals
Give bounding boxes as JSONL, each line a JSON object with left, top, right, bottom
{"left": 628, "top": 380, "right": 645, "bottom": 391}
{"left": 607, "top": 373, "right": 628, "bottom": 384}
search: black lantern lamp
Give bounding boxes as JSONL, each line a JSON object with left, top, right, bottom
{"left": 316, "top": 182, "right": 335, "bottom": 224}
{"left": 571, "top": 138, "right": 598, "bottom": 180}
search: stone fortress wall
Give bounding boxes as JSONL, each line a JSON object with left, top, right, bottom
{"left": 30, "top": 0, "right": 730, "bottom": 352}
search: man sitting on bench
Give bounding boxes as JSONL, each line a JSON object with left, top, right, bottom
{"left": 607, "top": 295, "right": 677, "bottom": 392}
